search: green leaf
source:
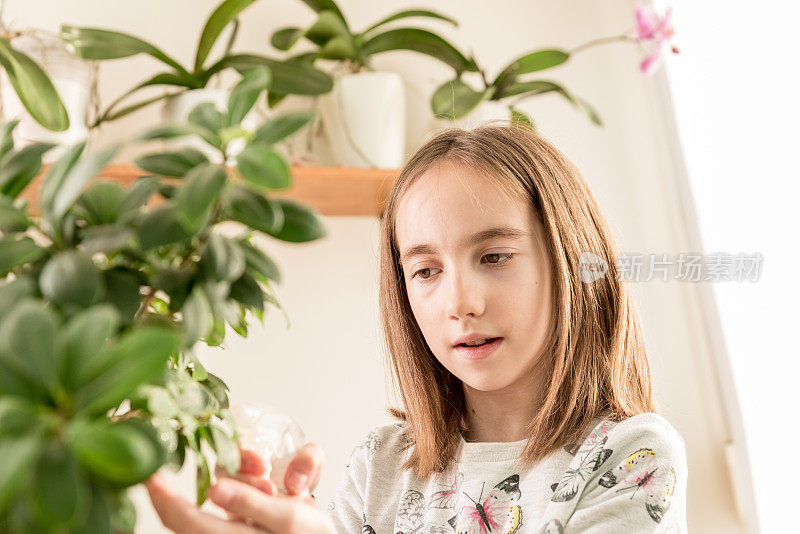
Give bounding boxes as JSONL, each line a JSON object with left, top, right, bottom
{"left": 362, "top": 9, "right": 458, "bottom": 36}
{"left": 298, "top": 0, "right": 346, "bottom": 20}
{"left": 317, "top": 35, "right": 356, "bottom": 60}
{"left": 174, "top": 163, "right": 227, "bottom": 231}
{"left": 196, "top": 452, "right": 211, "bottom": 505}
{"left": 268, "top": 197, "right": 326, "bottom": 242}
{"left": 103, "top": 268, "right": 142, "bottom": 324}
{"left": 66, "top": 419, "right": 166, "bottom": 486}
{"left": 74, "top": 486, "right": 111, "bottom": 534}
{"left": 502, "top": 80, "right": 602, "bottom": 125}
{"left": 201, "top": 372, "right": 230, "bottom": 410}
{"left": 202, "top": 55, "right": 333, "bottom": 95}
{"left": 252, "top": 110, "right": 315, "bottom": 145}
{"left": 0, "top": 120, "right": 19, "bottom": 160}
{"left": 209, "top": 425, "right": 240, "bottom": 475}
{"left": 98, "top": 92, "right": 181, "bottom": 125}
{"left": 39, "top": 250, "right": 105, "bottom": 309}
{"left": 135, "top": 122, "right": 220, "bottom": 146}
{"left": 188, "top": 102, "right": 227, "bottom": 134}
{"left": 57, "top": 304, "right": 121, "bottom": 391}
{"left": 0, "top": 433, "right": 41, "bottom": 511}
{"left": 237, "top": 144, "right": 290, "bottom": 190}
{"left": 0, "top": 142, "right": 55, "bottom": 198}
{"left": 496, "top": 49, "right": 569, "bottom": 84}
{"left": 510, "top": 106, "right": 534, "bottom": 128}
{"left": 135, "top": 205, "right": 194, "bottom": 250}
{"left": 73, "top": 325, "right": 180, "bottom": 416}
{"left": 194, "top": 0, "right": 259, "bottom": 73}
{"left": 136, "top": 148, "right": 209, "bottom": 177}
{"left": 80, "top": 225, "right": 137, "bottom": 255}
{"left": 431, "top": 78, "right": 489, "bottom": 118}
{"left": 572, "top": 96, "right": 603, "bottom": 126}
{"left": 60, "top": 25, "right": 189, "bottom": 75}
{"left": 306, "top": 10, "right": 352, "bottom": 44}
{"left": 0, "top": 275, "right": 36, "bottom": 323}
{"left": 239, "top": 238, "right": 281, "bottom": 283}
{"left": 270, "top": 27, "right": 304, "bottom": 51}
{"left": 39, "top": 141, "right": 86, "bottom": 214}
{"left": 200, "top": 232, "right": 246, "bottom": 283}
{"left": 153, "top": 266, "right": 194, "bottom": 312}
{"left": 0, "top": 236, "right": 45, "bottom": 275}
{"left": 49, "top": 143, "right": 120, "bottom": 221}
{"left": 227, "top": 67, "right": 271, "bottom": 125}
{"left": 0, "top": 397, "right": 40, "bottom": 440}
{"left": 0, "top": 196, "right": 30, "bottom": 232}
{"left": 361, "top": 28, "right": 478, "bottom": 73}
{"left": 221, "top": 185, "right": 284, "bottom": 235}
{"left": 0, "top": 299, "right": 58, "bottom": 393}
{"left": 229, "top": 272, "right": 263, "bottom": 313}
{"left": 119, "top": 176, "right": 159, "bottom": 220}
{"left": 182, "top": 286, "right": 213, "bottom": 348}
{"left": 78, "top": 181, "right": 126, "bottom": 225}
{"left": 31, "top": 445, "right": 91, "bottom": 529}
{"left": 0, "top": 38, "right": 70, "bottom": 131}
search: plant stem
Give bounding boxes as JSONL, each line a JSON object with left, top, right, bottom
{"left": 568, "top": 33, "right": 632, "bottom": 55}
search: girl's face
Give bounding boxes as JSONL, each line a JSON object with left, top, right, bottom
{"left": 396, "top": 161, "right": 554, "bottom": 393}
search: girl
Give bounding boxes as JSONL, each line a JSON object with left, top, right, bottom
{"left": 148, "top": 123, "right": 688, "bottom": 533}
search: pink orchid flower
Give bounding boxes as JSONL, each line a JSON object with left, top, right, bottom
{"left": 633, "top": 1, "right": 678, "bottom": 74}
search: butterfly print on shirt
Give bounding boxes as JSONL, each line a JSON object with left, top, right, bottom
{"left": 394, "top": 471, "right": 463, "bottom": 534}
{"left": 346, "top": 430, "right": 382, "bottom": 468}
{"left": 454, "top": 474, "right": 523, "bottom": 534}
{"left": 550, "top": 434, "right": 613, "bottom": 502}
{"left": 598, "top": 447, "right": 676, "bottom": 523}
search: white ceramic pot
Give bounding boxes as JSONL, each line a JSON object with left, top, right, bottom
{"left": 162, "top": 88, "right": 262, "bottom": 164}
{"left": 0, "top": 31, "right": 93, "bottom": 162}
{"left": 318, "top": 71, "right": 405, "bottom": 169}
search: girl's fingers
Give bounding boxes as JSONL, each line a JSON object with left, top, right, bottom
{"left": 239, "top": 448, "right": 267, "bottom": 476}
{"left": 215, "top": 465, "right": 277, "bottom": 495}
{"left": 284, "top": 441, "right": 325, "bottom": 495}
{"left": 144, "top": 475, "right": 260, "bottom": 534}
{"left": 209, "top": 478, "right": 322, "bottom": 533}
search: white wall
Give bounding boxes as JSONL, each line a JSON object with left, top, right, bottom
{"left": 4, "top": 1, "right": 748, "bottom": 532}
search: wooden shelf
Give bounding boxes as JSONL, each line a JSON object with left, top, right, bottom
{"left": 23, "top": 164, "right": 401, "bottom": 217}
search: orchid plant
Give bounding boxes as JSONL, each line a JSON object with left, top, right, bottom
{"left": 431, "top": 0, "right": 678, "bottom": 127}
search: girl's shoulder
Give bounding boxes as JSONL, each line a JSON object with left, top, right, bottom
{"left": 344, "top": 419, "right": 411, "bottom": 471}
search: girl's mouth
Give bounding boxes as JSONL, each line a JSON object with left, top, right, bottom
{"left": 455, "top": 337, "right": 503, "bottom": 360}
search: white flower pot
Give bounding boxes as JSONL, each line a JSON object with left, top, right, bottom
{"left": 0, "top": 31, "right": 93, "bottom": 162}
{"left": 318, "top": 71, "right": 405, "bottom": 169}
{"left": 162, "top": 88, "right": 262, "bottom": 164}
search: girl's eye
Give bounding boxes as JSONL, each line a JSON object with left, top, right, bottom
{"left": 411, "top": 253, "right": 515, "bottom": 283}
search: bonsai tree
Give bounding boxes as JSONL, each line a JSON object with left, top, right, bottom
{"left": 0, "top": 67, "right": 324, "bottom": 533}
{"left": 60, "top": 0, "right": 333, "bottom": 127}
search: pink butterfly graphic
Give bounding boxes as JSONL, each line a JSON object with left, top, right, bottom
{"left": 599, "top": 448, "right": 677, "bottom": 523}
{"left": 453, "top": 474, "right": 523, "bottom": 533}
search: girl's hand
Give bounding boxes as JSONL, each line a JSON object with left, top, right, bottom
{"left": 146, "top": 474, "right": 338, "bottom": 534}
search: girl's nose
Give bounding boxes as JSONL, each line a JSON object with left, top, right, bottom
{"left": 445, "top": 269, "right": 486, "bottom": 320}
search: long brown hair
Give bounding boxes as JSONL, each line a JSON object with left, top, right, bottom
{"left": 379, "top": 123, "right": 656, "bottom": 480}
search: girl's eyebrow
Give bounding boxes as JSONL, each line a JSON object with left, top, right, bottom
{"left": 400, "top": 225, "right": 529, "bottom": 263}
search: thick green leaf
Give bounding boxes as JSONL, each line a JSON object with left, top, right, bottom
{"left": 174, "top": 163, "right": 227, "bottom": 230}
{"left": 237, "top": 144, "right": 290, "bottom": 190}
{"left": 0, "top": 236, "right": 44, "bottom": 275}
{"left": 74, "top": 486, "right": 111, "bottom": 534}
{"left": 306, "top": 10, "right": 351, "bottom": 44}
{"left": 79, "top": 225, "right": 137, "bottom": 255}
{"left": 188, "top": 102, "right": 227, "bottom": 133}
{"left": 0, "top": 358, "right": 46, "bottom": 401}
{"left": 317, "top": 35, "right": 357, "bottom": 60}
{"left": 200, "top": 232, "right": 246, "bottom": 283}
{"left": 229, "top": 272, "right": 264, "bottom": 313}
{"left": 503, "top": 49, "right": 569, "bottom": 78}
{"left": 78, "top": 181, "right": 126, "bottom": 225}
{"left": 252, "top": 110, "right": 315, "bottom": 145}
{"left": 0, "top": 299, "right": 58, "bottom": 393}
{"left": 0, "top": 142, "right": 55, "bottom": 198}
{"left": 239, "top": 238, "right": 281, "bottom": 283}
{"left": 0, "top": 398, "right": 40, "bottom": 439}
{"left": 136, "top": 148, "right": 209, "bottom": 177}
{"left": 298, "top": 0, "right": 346, "bottom": 20}
{"left": 135, "top": 205, "right": 194, "bottom": 250}
{"left": 361, "top": 28, "right": 477, "bottom": 73}
{"left": 196, "top": 451, "right": 211, "bottom": 505}
{"left": 103, "top": 268, "right": 143, "bottom": 324}
{"left": 202, "top": 55, "right": 333, "bottom": 95}
{"left": 194, "top": 0, "right": 259, "bottom": 73}
{"left": 32, "top": 445, "right": 91, "bottom": 529}
{"left": 0, "top": 433, "right": 41, "bottom": 511}
{"left": 228, "top": 67, "right": 271, "bottom": 125}
{"left": 182, "top": 286, "right": 213, "bottom": 348}
{"left": 270, "top": 27, "right": 304, "bottom": 51}
{"left": 73, "top": 325, "right": 180, "bottom": 416}
{"left": 66, "top": 419, "right": 166, "bottom": 486}
{"left": 510, "top": 106, "right": 534, "bottom": 128}
{"left": 60, "top": 25, "right": 189, "bottom": 75}
{"left": 153, "top": 266, "right": 194, "bottom": 312}
{"left": 431, "top": 78, "right": 489, "bottom": 118}
{"left": 0, "top": 275, "right": 35, "bottom": 323}
{"left": 39, "top": 250, "right": 105, "bottom": 309}
{"left": 268, "top": 198, "right": 326, "bottom": 242}
{"left": 58, "top": 304, "right": 121, "bottom": 391}
{"left": 119, "top": 176, "right": 159, "bottom": 220}
{"left": 362, "top": 9, "right": 458, "bottom": 36}
{"left": 0, "top": 195, "right": 29, "bottom": 232}
{"left": 0, "top": 120, "right": 19, "bottom": 160}
{"left": 49, "top": 143, "right": 120, "bottom": 221}
{"left": 221, "top": 185, "right": 284, "bottom": 235}
{"left": 0, "top": 38, "right": 69, "bottom": 131}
